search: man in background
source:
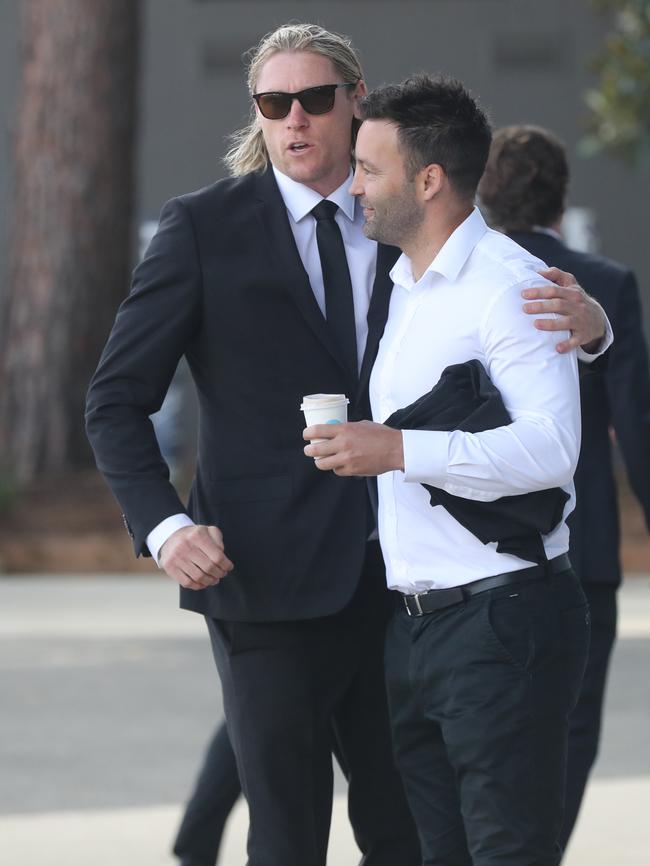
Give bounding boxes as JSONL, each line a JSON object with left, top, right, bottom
{"left": 479, "top": 124, "right": 650, "bottom": 852}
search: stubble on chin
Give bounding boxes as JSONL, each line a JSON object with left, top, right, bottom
{"left": 361, "top": 220, "right": 375, "bottom": 240}
{"left": 362, "top": 217, "right": 383, "bottom": 243}
{"left": 365, "top": 219, "right": 399, "bottom": 248}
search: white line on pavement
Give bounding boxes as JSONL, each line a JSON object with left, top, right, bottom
{"left": 1, "top": 777, "right": 649, "bottom": 866}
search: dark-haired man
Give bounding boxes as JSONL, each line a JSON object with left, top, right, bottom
{"left": 307, "top": 76, "right": 591, "bottom": 866}
{"left": 479, "top": 125, "right": 650, "bottom": 854}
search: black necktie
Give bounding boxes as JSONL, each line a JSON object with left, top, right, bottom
{"left": 311, "top": 200, "right": 358, "bottom": 379}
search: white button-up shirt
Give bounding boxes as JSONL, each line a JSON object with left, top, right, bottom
{"left": 371, "top": 208, "right": 582, "bottom": 594}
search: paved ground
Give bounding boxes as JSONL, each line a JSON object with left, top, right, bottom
{"left": 1, "top": 572, "right": 649, "bottom": 865}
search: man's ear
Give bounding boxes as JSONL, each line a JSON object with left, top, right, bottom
{"left": 420, "top": 164, "right": 444, "bottom": 200}
{"left": 352, "top": 79, "right": 368, "bottom": 119}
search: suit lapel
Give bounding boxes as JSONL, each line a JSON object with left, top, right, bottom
{"left": 253, "top": 168, "right": 356, "bottom": 390}
{"left": 358, "top": 242, "right": 400, "bottom": 396}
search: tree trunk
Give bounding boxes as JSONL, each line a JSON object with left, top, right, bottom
{"left": 0, "top": 0, "right": 140, "bottom": 484}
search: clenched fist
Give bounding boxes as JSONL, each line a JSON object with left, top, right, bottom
{"left": 159, "top": 524, "right": 234, "bottom": 590}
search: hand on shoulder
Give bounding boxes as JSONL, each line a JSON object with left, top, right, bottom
{"left": 522, "top": 267, "right": 605, "bottom": 354}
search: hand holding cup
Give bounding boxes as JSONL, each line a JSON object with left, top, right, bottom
{"left": 301, "top": 393, "right": 349, "bottom": 449}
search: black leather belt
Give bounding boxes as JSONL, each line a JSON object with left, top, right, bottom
{"left": 400, "top": 553, "right": 572, "bottom": 617}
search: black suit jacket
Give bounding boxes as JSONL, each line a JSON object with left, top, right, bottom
{"left": 509, "top": 231, "right": 650, "bottom": 585}
{"left": 86, "top": 167, "right": 399, "bottom": 621}
{"left": 385, "top": 360, "right": 569, "bottom": 565}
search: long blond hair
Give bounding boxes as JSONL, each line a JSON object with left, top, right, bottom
{"left": 224, "top": 23, "right": 364, "bottom": 176}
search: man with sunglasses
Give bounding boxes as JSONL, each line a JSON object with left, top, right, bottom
{"left": 86, "top": 23, "right": 609, "bottom": 866}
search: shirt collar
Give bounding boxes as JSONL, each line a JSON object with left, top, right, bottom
{"left": 272, "top": 166, "right": 356, "bottom": 223}
{"left": 532, "top": 225, "right": 563, "bottom": 241}
{"left": 390, "top": 206, "right": 488, "bottom": 291}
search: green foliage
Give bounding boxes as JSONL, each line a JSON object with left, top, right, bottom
{"left": 581, "top": 0, "right": 650, "bottom": 167}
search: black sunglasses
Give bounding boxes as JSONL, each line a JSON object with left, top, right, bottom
{"left": 252, "top": 83, "right": 357, "bottom": 120}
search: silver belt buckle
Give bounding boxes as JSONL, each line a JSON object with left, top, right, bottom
{"left": 404, "top": 592, "right": 424, "bottom": 617}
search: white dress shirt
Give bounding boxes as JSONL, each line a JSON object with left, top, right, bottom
{"left": 272, "top": 167, "right": 377, "bottom": 371}
{"left": 371, "top": 207, "right": 582, "bottom": 594}
{"left": 146, "top": 168, "right": 377, "bottom": 564}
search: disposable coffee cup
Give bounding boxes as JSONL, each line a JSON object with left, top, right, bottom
{"left": 301, "top": 393, "right": 349, "bottom": 445}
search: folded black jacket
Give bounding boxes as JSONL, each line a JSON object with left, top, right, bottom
{"left": 384, "top": 359, "right": 569, "bottom": 565}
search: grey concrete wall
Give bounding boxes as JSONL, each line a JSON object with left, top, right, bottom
{"left": 2, "top": 0, "right": 648, "bottom": 336}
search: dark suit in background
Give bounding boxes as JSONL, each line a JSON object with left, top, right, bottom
{"left": 510, "top": 230, "right": 650, "bottom": 846}
{"left": 173, "top": 723, "right": 240, "bottom": 866}
{"left": 86, "top": 167, "right": 417, "bottom": 866}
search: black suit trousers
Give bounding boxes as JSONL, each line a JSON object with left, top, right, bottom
{"left": 385, "top": 569, "right": 589, "bottom": 866}
{"left": 207, "top": 541, "right": 419, "bottom": 866}
{"left": 559, "top": 583, "right": 617, "bottom": 853}
{"left": 173, "top": 719, "right": 355, "bottom": 866}
{"left": 173, "top": 722, "right": 240, "bottom": 866}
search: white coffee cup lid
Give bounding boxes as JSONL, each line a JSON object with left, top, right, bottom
{"left": 300, "top": 393, "right": 349, "bottom": 411}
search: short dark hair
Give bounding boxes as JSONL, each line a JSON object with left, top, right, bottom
{"left": 478, "top": 125, "right": 569, "bottom": 232}
{"left": 360, "top": 73, "right": 492, "bottom": 199}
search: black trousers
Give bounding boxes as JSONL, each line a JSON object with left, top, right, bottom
{"left": 385, "top": 568, "right": 590, "bottom": 866}
{"left": 559, "top": 582, "right": 617, "bottom": 853}
{"left": 173, "top": 721, "right": 354, "bottom": 866}
{"left": 173, "top": 722, "right": 240, "bottom": 866}
{"left": 207, "top": 541, "right": 420, "bottom": 866}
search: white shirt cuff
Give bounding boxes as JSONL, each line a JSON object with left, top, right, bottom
{"left": 401, "top": 429, "right": 449, "bottom": 484}
{"left": 576, "top": 301, "right": 613, "bottom": 363}
{"left": 146, "top": 513, "right": 195, "bottom": 566}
